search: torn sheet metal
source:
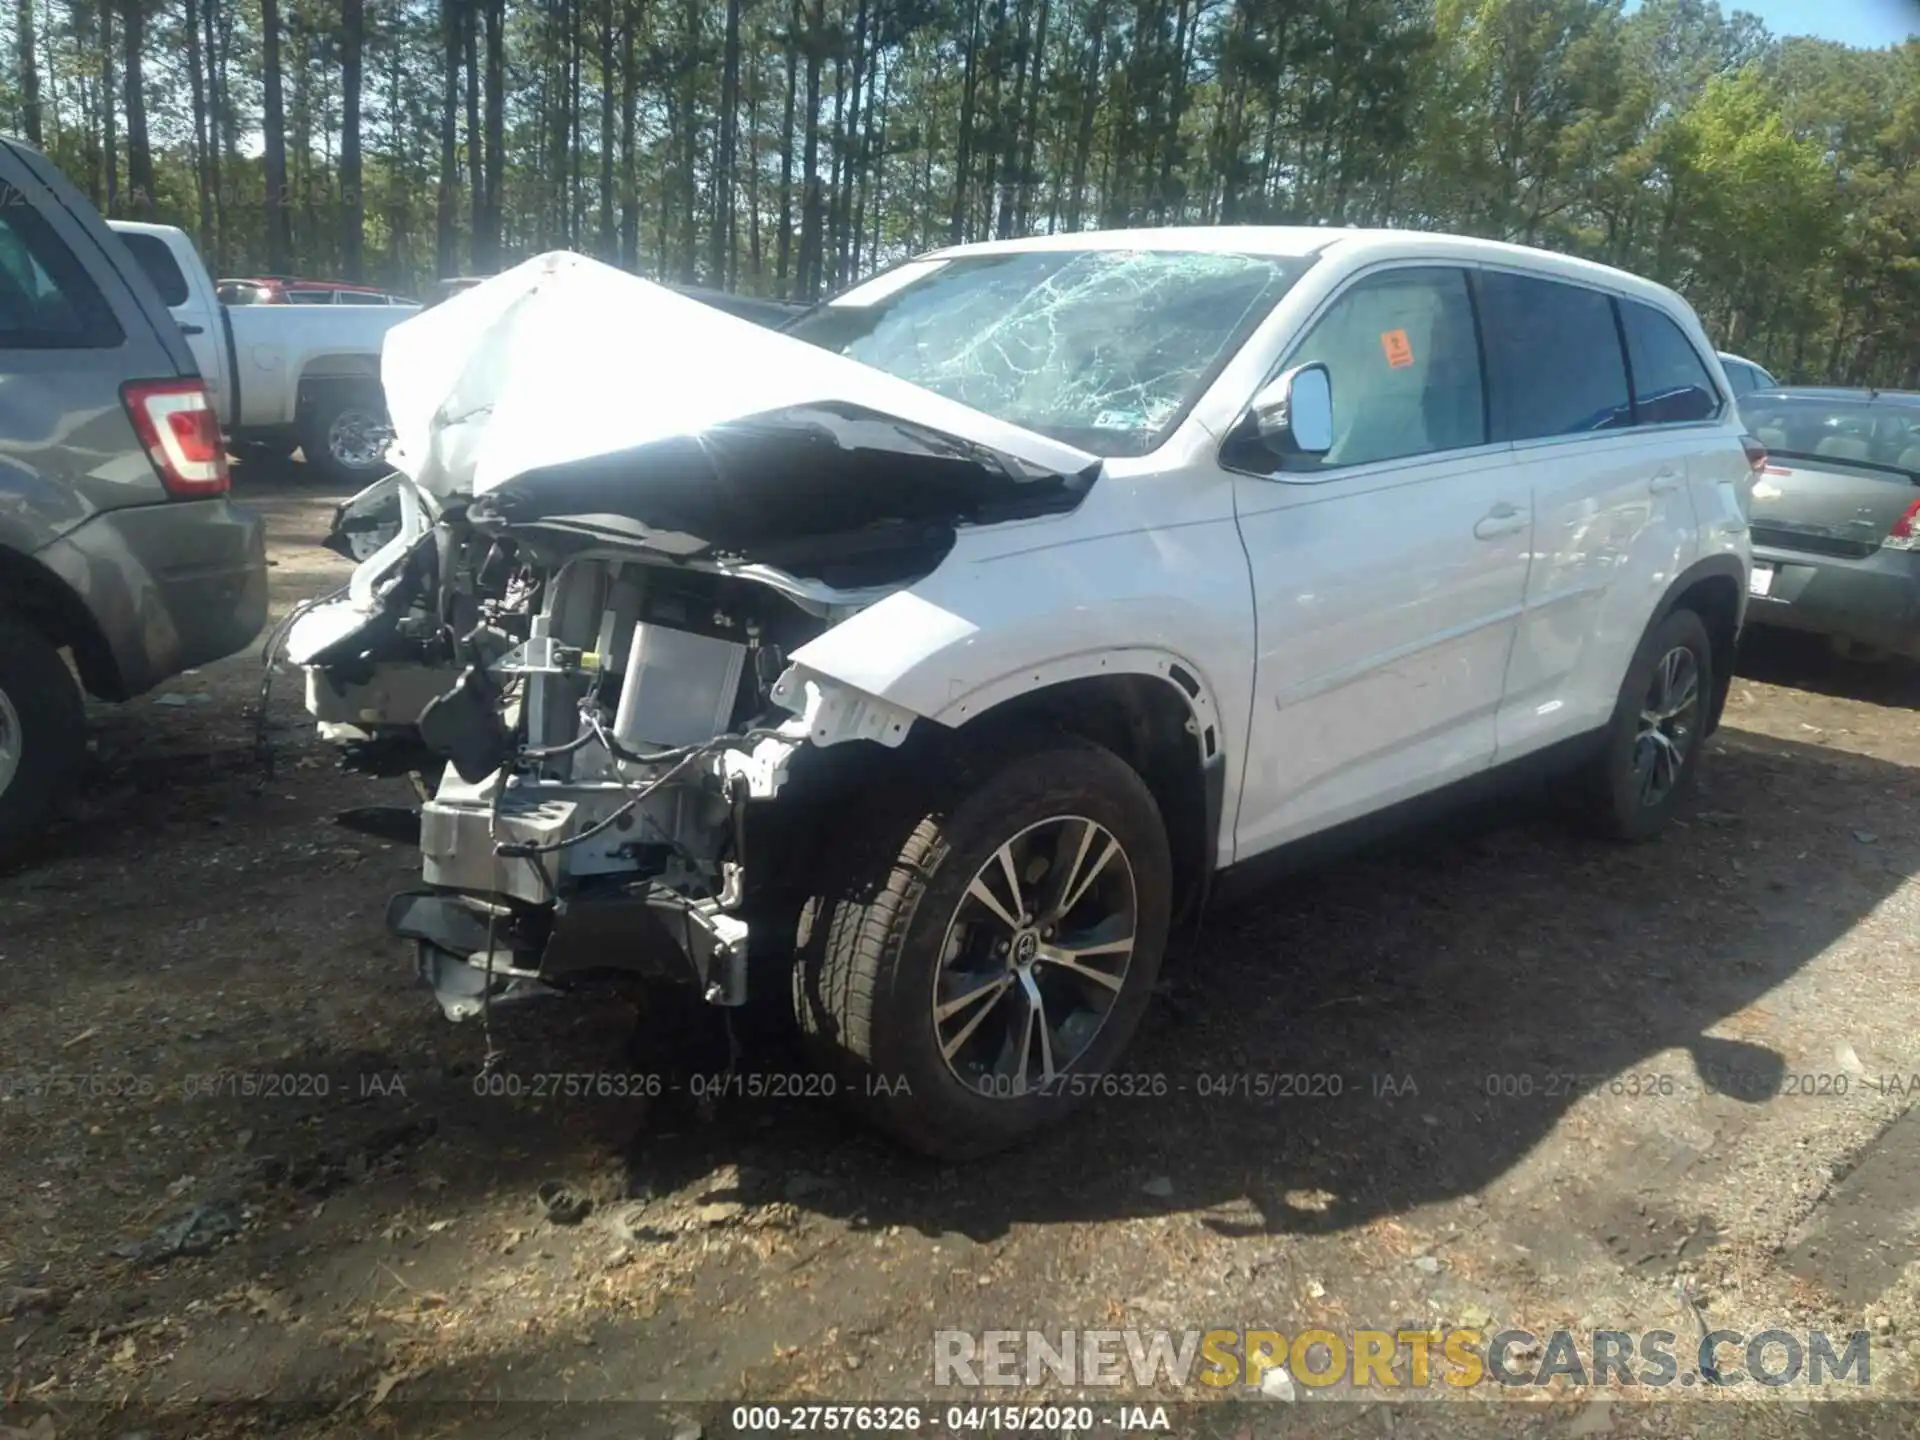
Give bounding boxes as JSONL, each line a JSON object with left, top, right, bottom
{"left": 379, "top": 252, "right": 1102, "bottom": 502}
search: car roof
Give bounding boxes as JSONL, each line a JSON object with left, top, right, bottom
{"left": 920, "top": 224, "right": 1694, "bottom": 314}
{"left": 1747, "top": 386, "right": 1920, "bottom": 407}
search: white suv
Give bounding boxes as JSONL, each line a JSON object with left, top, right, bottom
{"left": 296, "top": 230, "right": 1756, "bottom": 1158}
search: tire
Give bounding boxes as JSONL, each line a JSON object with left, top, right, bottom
{"left": 297, "top": 383, "right": 394, "bottom": 487}
{"left": 1566, "top": 606, "right": 1714, "bottom": 842}
{"left": 793, "top": 731, "right": 1172, "bottom": 1160}
{"left": 0, "top": 618, "right": 86, "bottom": 867}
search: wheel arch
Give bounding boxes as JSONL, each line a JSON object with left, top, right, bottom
{"left": 779, "top": 649, "right": 1227, "bottom": 935}
{"left": 0, "top": 545, "right": 122, "bottom": 699}
{"left": 1650, "top": 554, "right": 1745, "bottom": 736}
{"left": 945, "top": 667, "right": 1224, "bottom": 931}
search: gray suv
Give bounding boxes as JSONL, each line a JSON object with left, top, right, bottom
{"left": 0, "top": 137, "right": 267, "bottom": 862}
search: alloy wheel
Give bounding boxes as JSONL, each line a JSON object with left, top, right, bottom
{"left": 1633, "top": 644, "right": 1700, "bottom": 807}
{"left": 931, "top": 815, "right": 1138, "bottom": 1098}
{"left": 327, "top": 408, "right": 394, "bottom": 473}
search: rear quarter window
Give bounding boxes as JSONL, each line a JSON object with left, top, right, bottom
{"left": 1620, "top": 301, "right": 1719, "bottom": 424}
{"left": 1477, "top": 271, "right": 1631, "bottom": 440}
{"left": 116, "top": 231, "right": 191, "bottom": 308}
{"left": 0, "top": 202, "right": 125, "bottom": 349}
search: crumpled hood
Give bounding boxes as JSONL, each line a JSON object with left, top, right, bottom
{"left": 380, "top": 252, "right": 1101, "bottom": 501}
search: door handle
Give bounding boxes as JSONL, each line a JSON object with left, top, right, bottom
{"left": 1649, "top": 469, "right": 1683, "bottom": 494}
{"left": 1474, "top": 505, "right": 1528, "bottom": 540}
{"left": 179, "top": 323, "right": 205, "bottom": 335}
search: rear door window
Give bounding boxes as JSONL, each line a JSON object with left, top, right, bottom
{"left": 0, "top": 202, "right": 125, "bottom": 348}
{"left": 117, "top": 231, "right": 191, "bottom": 308}
{"left": 1477, "top": 271, "right": 1631, "bottom": 441}
{"left": 1619, "top": 301, "right": 1719, "bottom": 424}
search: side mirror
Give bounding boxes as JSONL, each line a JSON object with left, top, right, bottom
{"left": 1246, "top": 363, "right": 1334, "bottom": 458}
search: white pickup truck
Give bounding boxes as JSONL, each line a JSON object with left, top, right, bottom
{"left": 107, "top": 220, "right": 418, "bottom": 483}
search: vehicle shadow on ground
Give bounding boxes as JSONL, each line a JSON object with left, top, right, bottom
{"left": 611, "top": 725, "right": 1917, "bottom": 1241}
{"left": 17, "top": 652, "right": 1917, "bottom": 1412}
{"left": 100, "top": 724, "right": 1911, "bottom": 1252}
{"left": 107, "top": 720, "right": 1905, "bottom": 1418}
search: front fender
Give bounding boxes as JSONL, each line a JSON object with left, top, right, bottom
{"left": 784, "top": 520, "right": 1255, "bottom": 859}
{"left": 786, "top": 529, "right": 1249, "bottom": 739}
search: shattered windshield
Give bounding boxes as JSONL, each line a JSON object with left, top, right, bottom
{"left": 786, "top": 250, "right": 1306, "bottom": 458}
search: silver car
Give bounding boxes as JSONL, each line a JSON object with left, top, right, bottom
{"left": 0, "top": 136, "right": 267, "bottom": 862}
{"left": 1739, "top": 387, "right": 1920, "bottom": 660}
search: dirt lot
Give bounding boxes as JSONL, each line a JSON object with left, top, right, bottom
{"left": 4, "top": 468, "right": 1920, "bottom": 1438}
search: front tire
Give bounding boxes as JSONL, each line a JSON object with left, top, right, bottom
{"left": 0, "top": 618, "right": 86, "bottom": 867}
{"left": 794, "top": 733, "right": 1172, "bottom": 1160}
{"left": 1568, "top": 606, "right": 1714, "bottom": 841}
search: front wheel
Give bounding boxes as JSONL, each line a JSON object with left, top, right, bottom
{"left": 794, "top": 733, "right": 1172, "bottom": 1160}
{"left": 1567, "top": 606, "right": 1714, "bottom": 841}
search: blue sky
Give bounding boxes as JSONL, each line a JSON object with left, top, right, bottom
{"left": 1723, "top": 0, "right": 1917, "bottom": 47}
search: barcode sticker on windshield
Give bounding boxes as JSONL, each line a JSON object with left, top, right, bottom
{"left": 1381, "top": 329, "right": 1414, "bottom": 369}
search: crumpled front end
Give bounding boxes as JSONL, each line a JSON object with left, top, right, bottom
{"left": 287, "top": 254, "right": 1104, "bottom": 1020}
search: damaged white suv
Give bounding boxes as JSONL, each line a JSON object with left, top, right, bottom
{"left": 292, "top": 230, "right": 1755, "bottom": 1158}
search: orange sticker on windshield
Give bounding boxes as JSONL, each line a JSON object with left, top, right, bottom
{"left": 1381, "top": 329, "right": 1414, "bottom": 368}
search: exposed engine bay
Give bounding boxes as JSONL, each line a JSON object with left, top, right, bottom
{"left": 284, "top": 252, "right": 1103, "bottom": 1022}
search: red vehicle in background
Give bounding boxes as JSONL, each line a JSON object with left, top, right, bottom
{"left": 217, "top": 275, "right": 418, "bottom": 306}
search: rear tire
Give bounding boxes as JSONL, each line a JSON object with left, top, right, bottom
{"left": 793, "top": 732, "right": 1171, "bottom": 1160}
{"left": 1566, "top": 607, "right": 1714, "bottom": 842}
{"left": 298, "top": 382, "right": 394, "bottom": 487}
{"left": 0, "top": 618, "right": 86, "bottom": 868}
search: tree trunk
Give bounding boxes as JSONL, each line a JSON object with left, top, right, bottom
{"left": 599, "top": 0, "right": 616, "bottom": 260}
{"left": 341, "top": 0, "right": 365, "bottom": 279}
{"left": 261, "top": 0, "right": 290, "bottom": 267}
{"left": 465, "top": 0, "right": 482, "bottom": 256}
{"left": 776, "top": 0, "right": 799, "bottom": 291}
{"left": 1152, "top": 0, "right": 1191, "bottom": 223}
{"left": 483, "top": 0, "right": 504, "bottom": 268}
{"left": 832, "top": 0, "right": 869, "bottom": 285}
{"left": 950, "top": 0, "right": 983, "bottom": 242}
{"left": 712, "top": 0, "right": 743, "bottom": 284}
{"left": 387, "top": 26, "right": 408, "bottom": 284}
{"left": 100, "top": 1, "right": 118, "bottom": 217}
{"left": 1013, "top": 0, "right": 1050, "bottom": 235}
{"left": 571, "top": 0, "right": 585, "bottom": 251}
{"left": 747, "top": 45, "right": 763, "bottom": 285}
{"left": 797, "top": 0, "right": 824, "bottom": 297}
{"left": 123, "top": 0, "right": 155, "bottom": 213}
{"left": 1065, "top": 4, "right": 1103, "bottom": 231}
{"left": 994, "top": 0, "right": 1029, "bottom": 238}
{"left": 618, "top": 0, "right": 638, "bottom": 269}
{"left": 183, "top": 0, "right": 212, "bottom": 254}
{"left": 16, "top": 0, "right": 41, "bottom": 146}
{"left": 436, "top": 0, "right": 460, "bottom": 277}
{"left": 208, "top": 0, "right": 229, "bottom": 269}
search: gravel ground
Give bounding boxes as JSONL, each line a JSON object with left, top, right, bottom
{"left": 2, "top": 467, "right": 1919, "bottom": 1439}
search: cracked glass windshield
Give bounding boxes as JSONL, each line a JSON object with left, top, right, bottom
{"left": 786, "top": 249, "right": 1305, "bottom": 458}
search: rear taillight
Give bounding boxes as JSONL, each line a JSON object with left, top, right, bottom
{"left": 1885, "top": 497, "right": 1920, "bottom": 551}
{"left": 122, "top": 379, "right": 229, "bottom": 498}
{"left": 1740, "top": 434, "right": 1768, "bottom": 474}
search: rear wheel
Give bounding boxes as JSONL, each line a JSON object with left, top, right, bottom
{"left": 0, "top": 618, "right": 86, "bottom": 867}
{"left": 1567, "top": 607, "right": 1713, "bottom": 841}
{"left": 794, "top": 733, "right": 1171, "bottom": 1159}
{"left": 298, "top": 382, "right": 394, "bottom": 487}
